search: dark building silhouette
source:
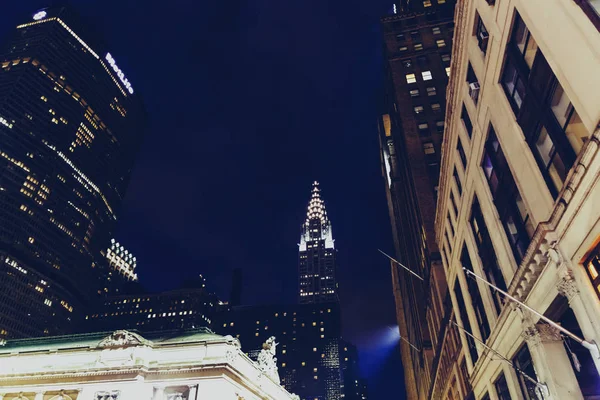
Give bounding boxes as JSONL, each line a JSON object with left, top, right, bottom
{"left": 377, "top": 1, "right": 468, "bottom": 399}
{"left": 298, "top": 181, "right": 338, "bottom": 304}
{"left": 340, "top": 341, "right": 369, "bottom": 400}
{"left": 215, "top": 303, "right": 345, "bottom": 400}
{"left": 0, "top": 7, "right": 145, "bottom": 340}
{"left": 86, "top": 275, "right": 218, "bottom": 333}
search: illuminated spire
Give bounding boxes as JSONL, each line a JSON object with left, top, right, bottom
{"left": 305, "top": 181, "right": 328, "bottom": 226}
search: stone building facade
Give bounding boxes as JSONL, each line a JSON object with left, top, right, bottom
{"left": 436, "top": 0, "right": 600, "bottom": 398}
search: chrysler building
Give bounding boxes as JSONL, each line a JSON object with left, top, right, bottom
{"left": 298, "top": 181, "right": 338, "bottom": 304}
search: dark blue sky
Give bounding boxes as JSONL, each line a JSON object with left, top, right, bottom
{"left": 2, "top": 1, "right": 405, "bottom": 397}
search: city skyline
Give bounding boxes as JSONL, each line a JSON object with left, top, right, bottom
{"left": 0, "top": 1, "right": 405, "bottom": 398}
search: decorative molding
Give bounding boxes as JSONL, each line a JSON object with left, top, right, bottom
{"left": 97, "top": 330, "right": 151, "bottom": 349}
{"left": 557, "top": 270, "right": 580, "bottom": 302}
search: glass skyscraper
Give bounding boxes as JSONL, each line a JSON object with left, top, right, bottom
{"left": 0, "top": 7, "right": 145, "bottom": 340}
{"left": 298, "top": 181, "right": 338, "bottom": 304}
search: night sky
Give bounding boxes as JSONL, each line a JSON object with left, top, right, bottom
{"left": 2, "top": 1, "right": 405, "bottom": 397}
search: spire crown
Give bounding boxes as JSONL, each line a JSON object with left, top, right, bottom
{"left": 305, "top": 181, "right": 328, "bottom": 226}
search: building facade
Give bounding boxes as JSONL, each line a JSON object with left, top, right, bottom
{"left": 86, "top": 276, "right": 218, "bottom": 333}
{"left": 215, "top": 303, "right": 345, "bottom": 400}
{"left": 378, "top": 1, "right": 470, "bottom": 399}
{"left": 105, "top": 239, "right": 138, "bottom": 284}
{"left": 0, "top": 7, "right": 145, "bottom": 340}
{"left": 299, "top": 182, "right": 338, "bottom": 304}
{"left": 436, "top": 0, "right": 600, "bottom": 399}
{"left": 0, "top": 329, "right": 298, "bottom": 400}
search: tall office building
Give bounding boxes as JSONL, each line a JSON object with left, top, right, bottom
{"left": 378, "top": 1, "right": 472, "bottom": 399}
{"left": 299, "top": 181, "right": 338, "bottom": 304}
{"left": 436, "top": 0, "right": 600, "bottom": 398}
{"left": 0, "top": 7, "right": 145, "bottom": 340}
{"left": 215, "top": 303, "right": 345, "bottom": 400}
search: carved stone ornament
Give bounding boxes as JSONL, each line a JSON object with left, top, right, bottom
{"left": 522, "top": 325, "right": 542, "bottom": 347}
{"left": 557, "top": 272, "right": 579, "bottom": 301}
{"left": 257, "top": 336, "right": 280, "bottom": 384}
{"left": 226, "top": 349, "right": 238, "bottom": 364}
{"left": 94, "top": 391, "right": 120, "bottom": 400}
{"left": 97, "top": 330, "right": 150, "bottom": 349}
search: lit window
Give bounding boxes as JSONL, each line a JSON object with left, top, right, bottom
{"left": 445, "top": 66, "right": 451, "bottom": 76}
{"left": 441, "top": 54, "right": 451, "bottom": 63}
{"left": 410, "top": 89, "right": 420, "bottom": 97}
{"left": 399, "top": 46, "right": 408, "bottom": 52}
{"left": 436, "top": 39, "right": 446, "bottom": 48}
{"left": 414, "top": 43, "right": 423, "bottom": 51}
{"left": 432, "top": 27, "right": 441, "bottom": 35}
{"left": 406, "top": 73, "right": 417, "bottom": 84}
{"left": 422, "top": 71, "right": 433, "bottom": 80}
{"left": 418, "top": 123, "right": 429, "bottom": 133}
{"left": 302, "top": 362, "right": 306, "bottom": 366}
{"left": 431, "top": 103, "right": 442, "bottom": 112}
{"left": 282, "top": 362, "right": 286, "bottom": 367}
{"left": 414, "top": 106, "right": 424, "bottom": 114}
{"left": 313, "top": 347, "right": 317, "bottom": 351}
{"left": 423, "top": 0, "right": 432, "bottom": 7}
{"left": 427, "top": 87, "right": 437, "bottom": 96}
{"left": 423, "top": 142, "right": 435, "bottom": 155}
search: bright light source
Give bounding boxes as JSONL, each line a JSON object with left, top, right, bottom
{"left": 33, "top": 11, "right": 47, "bottom": 21}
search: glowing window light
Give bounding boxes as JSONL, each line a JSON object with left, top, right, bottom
{"left": 33, "top": 11, "right": 47, "bottom": 21}
{"left": 0, "top": 116, "right": 13, "bottom": 129}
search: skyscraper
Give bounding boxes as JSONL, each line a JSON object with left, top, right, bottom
{"left": 0, "top": 7, "right": 145, "bottom": 340}
{"left": 378, "top": 1, "right": 470, "bottom": 399}
{"left": 299, "top": 181, "right": 338, "bottom": 304}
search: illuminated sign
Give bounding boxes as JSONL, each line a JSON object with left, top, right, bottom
{"left": 105, "top": 53, "right": 134, "bottom": 94}
{"left": 0, "top": 116, "right": 13, "bottom": 129}
{"left": 33, "top": 11, "right": 47, "bottom": 21}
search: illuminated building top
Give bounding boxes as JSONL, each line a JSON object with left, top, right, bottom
{"left": 298, "top": 182, "right": 338, "bottom": 304}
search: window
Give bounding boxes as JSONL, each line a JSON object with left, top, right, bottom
{"left": 436, "top": 39, "right": 446, "bottom": 48}
{"left": 418, "top": 123, "right": 429, "bottom": 135}
{"left": 406, "top": 73, "right": 417, "bottom": 84}
{"left": 475, "top": 13, "right": 490, "bottom": 54}
{"left": 396, "top": 33, "right": 405, "bottom": 41}
{"left": 423, "top": 142, "right": 435, "bottom": 154}
{"left": 422, "top": 70, "right": 433, "bottom": 80}
{"left": 411, "top": 30, "right": 421, "bottom": 40}
{"left": 423, "top": 0, "right": 432, "bottom": 7}
{"left": 441, "top": 53, "right": 451, "bottom": 63}
{"left": 457, "top": 137, "right": 467, "bottom": 169}
{"left": 432, "top": 27, "right": 441, "bottom": 35}
{"left": 445, "top": 66, "right": 451, "bottom": 77}
{"left": 414, "top": 105, "right": 424, "bottom": 114}
{"left": 414, "top": 43, "right": 423, "bottom": 51}
{"left": 447, "top": 214, "right": 455, "bottom": 236}
{"left": 431, "top": 103, "right": 441, "bottom": 113}
{"left": 427, "top": 86, "right": 437, "bottom": 96}
{"left": 550, "top": 81, "right": 590, "bottom": 155}
{"left": 513, "top": 345, "right": 539, "bottom": 400}
{"left": 461, "top": 105, "right": 473, "bottom": 137}
{"left": 585, "top": 242, "right": 600, "bottom": 300}
{"left": 454, "top": 278, "right": 479, "bottom": 364}
{"left": 438, "top": 0, "right": 446, "bottom": 3}
{"left": 494, "top": 373, "right": 512, "bottom": 400}
{"left": 436, "top": 120, "right": 445, "bottom": 132}
{"left": 470, "top": 197, "right": 507, "bottom": 314}
{"left": 482, "top": 125, "right": 534, "bottom": 264}
{"left": 501, "top": 57, "right": 526, "bottom": 111}
{"left": 403, "top": 59, "right": 413, "bottom": 68}
{"left": 461, "top": 245, "right": 491, "bottom": 341}
{"left": 453, "top": 168, "right": 462, "bottom": 195}
{"left": 410, "top": 89, "right": 420, "bottom": 97}
{"left": 512, "top": 13, "right": 538, "bottom": 69}
{"left": 399, "top": 46, "right": 408, "bottom": 52}
{"left": 417, "top": 55, "right": 428, "bottom": 67}
{"left": 467, "top": 63, "right": 480, "bottom": 104}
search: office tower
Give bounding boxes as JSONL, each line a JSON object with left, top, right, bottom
{"left": 86, "top": 275, "right": 218, "bottom": 332}
{"left": 215, "top": 303, "right": 344, "bottom": 400}
{"left": 0, "top": 7, "right": 145, "bottom": 340}
{"left": 105, "top": 239, "right": 138, "bottom": 284}
{"left": 378, "top": 1, "right": 471, "bottom": 399}
{"left": 437, "top": 0, "right": 600, "bottom": 398}
{"left": 299, "top": 181, "right": 338, "bottom": 304}
{"left": 340, "top": 341, "right": 369, "bottom": 400}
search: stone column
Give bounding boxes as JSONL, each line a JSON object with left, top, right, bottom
{"left": 188, "top": 385, "right": 198, "bottom": 400}
{"left": 153, "top": 387, "right": 165, "bottom": 400}
{"left": 34, "top": 392, "right": 44, "bottom": 400}
{"left": 557, "top": 272, "right": 600, "bottom": 374}
{"left": 523, "top": 323, "right": 584, "bottom": 400}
